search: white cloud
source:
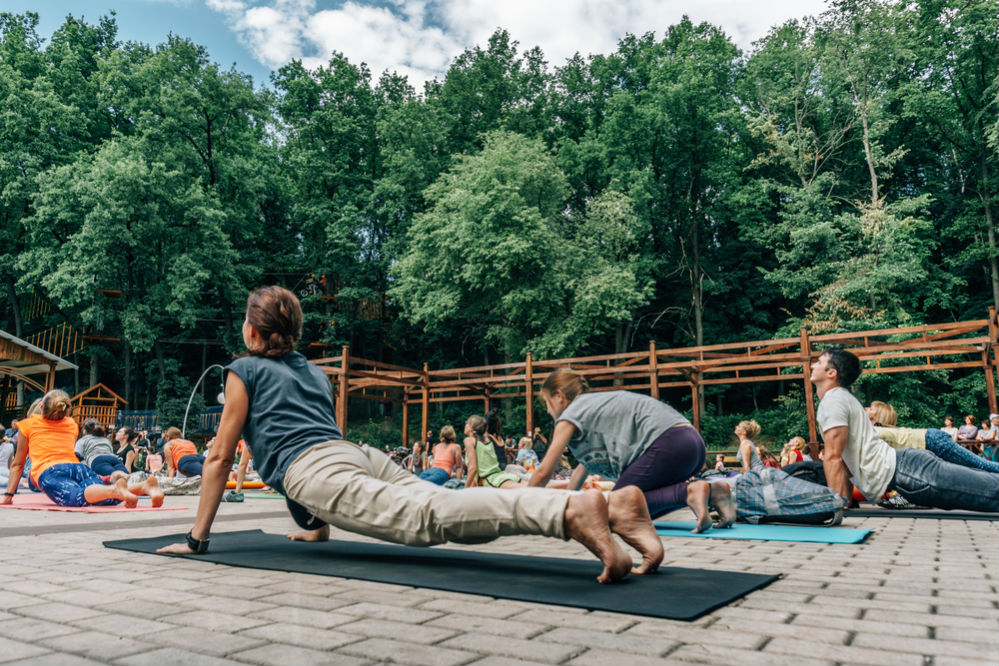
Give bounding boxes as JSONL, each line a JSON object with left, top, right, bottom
{"left": 208, "top": 0, "right": 829, "bottom": 88}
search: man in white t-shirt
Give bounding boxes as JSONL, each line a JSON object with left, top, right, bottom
{"left": 813, "top": 348, "right": 997, "bottom": 513}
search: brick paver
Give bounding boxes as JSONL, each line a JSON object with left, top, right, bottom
{"left": 0, "top": 496, "right": 995, "bottom": 666}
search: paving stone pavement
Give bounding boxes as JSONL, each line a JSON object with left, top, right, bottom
{"left": 0, "top": 496, "right": 995, "bottom": 665}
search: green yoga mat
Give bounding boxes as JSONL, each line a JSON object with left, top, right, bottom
{"left": 243, "top": 492, "right": 285, "bottom": 499}
{"left": 655, "top": 521, "right": 871, "bottom": 544}
{"left": 104, "top": 529, "right": 779, "bottom": 621}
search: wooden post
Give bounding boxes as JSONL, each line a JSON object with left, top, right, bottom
{"left": 401, "top": 396, "right": 410, "bottom": 446}
{"left": 525, "top": 353, "right": 534, "bottom": 435}
{"left": 336, "top": 346, "right": 349, "bottom": 433}
{"left": 983, "top": 350, "right": 997, "bottom": 416}
{"left": 690, "top": 372, "right": 701, "bottom": 431}
{"left": 420, "top": 363, "right": 429, "bottom": 444}
{"left": 801, "top": 326, "right": 817, "bottom": 443}
{"left": 989, "top": 307, "right": 999, "bottom": 415}
{"left": 649, "top": 341, "right": 659, "bottom": 400}
{"left": 483, "top": 391, "right": 492, "bottom": 415}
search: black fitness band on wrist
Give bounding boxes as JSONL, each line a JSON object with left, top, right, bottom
{"left": 186, "top": 530, "right": 210, "bottom": 554}
{"left": 2, "top": 492, "right": 14, "bottom": 496}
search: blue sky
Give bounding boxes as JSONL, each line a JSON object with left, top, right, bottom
{"left": 6, "top": 0, "right": 830, "bottom": 90}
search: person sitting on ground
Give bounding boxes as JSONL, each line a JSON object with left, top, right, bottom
{"left": 163, "top": 427, "right": 205, "bottom": 478}
{"left": 0, "top": 434, "right": 13, "bottom": 489}
{"left": 515, "top": 437, "right": 539, "bottom": 472}
{"left": 75, "top": 419, "right": 130, "bottom": 482}
{"left": 482, "top": 410, "right": 509, "bottom": 469}
{"left": 407, "top": 440, "right": 427, "bottom": 475}
{"left": 114, "top": 426, "right": 140, "bottom": 473}
{"left": 156, "top": 286, "right": 662, "bottom": 583}
{"left": 940, "top": 416, "right": 958, "bottom": 441}
{"left": 813, "top": 348, "right": 997, "bottom": 513}
{"left": 713, "top": 454, "right": 726, "bottom": 471}
{"left": 504, "top": 435, "right": 518, "bottom": 465}
{"left": 527, "top": 367, "right": 732, "bottom": 533}
{"left": 532, "top": 426, "right": 549, "bottom": 459}
{"left": 736, "top": 420, "right": 763, "bottom": 472}
{"left": 146, "top": 448, "right": 164, "bottom": 475}
{"left": 865, "top": 403, "right": 999, "bottom": 475}
{"left": 418, "top": 425, "right": 463, "bottom": 485}
{"left": 464, "top": 414, "right": 526, "bottom": 489}
{"left": 779, "top": 437, "right": 803, "bottom": 467}
{"left": 956, "top": 414, "right": 978, "bottom": 442}
{"left": 2, "top": 392, "right": 162, "bottom": 508}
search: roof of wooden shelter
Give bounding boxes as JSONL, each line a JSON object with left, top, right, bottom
{"left": 72, "top": 383, "right": 128, "bottom": 405}
{"left": 0, "top": 329, "right": 78, "bottom": 376}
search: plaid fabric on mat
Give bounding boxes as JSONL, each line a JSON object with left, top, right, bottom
{"left": 736, "top": 467, "right": 845, "bottom": 523}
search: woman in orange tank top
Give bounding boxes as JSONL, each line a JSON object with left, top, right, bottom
{"left": 418, "top": 425, "right": 464, "bottom": 485}
{"left": 163, "top": 427, "right": 206, "bottom": 477}
{"left": 1, "top": 391, "right": 163, "bottom": 508}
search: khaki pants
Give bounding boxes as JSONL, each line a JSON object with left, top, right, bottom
{"left": 283, "top": 440, "right": 569, "bottom": 546}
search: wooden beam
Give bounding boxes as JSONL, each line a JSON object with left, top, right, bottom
{"left": 337, "top": 346, "right": 349, "bottom": 434}
{"left": 525, "top": 352, "right": 534, "bottom": 436}
{"left": 801, "top": 327, "right": 817, "bottom": 443}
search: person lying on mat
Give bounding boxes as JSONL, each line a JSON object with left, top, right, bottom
{"left": 75, "top": 419, "right": 130, "bottom": 482}
{"left": 1, "top": 392, "right": 163, "bottom": 508}
{"left": 163, "top": 428, "right": 205, "bottom": 478}
{"left": 156, "top": 286, "right": 663, "bottom": 583}
{"left": 813, "top": 348, "right": 998, "bottom": 513}
{"left": 865, "top": 401, "right": 999, "bottom": 475}
{"left": 526, "top": 367, "right": 733, "bottom": 534}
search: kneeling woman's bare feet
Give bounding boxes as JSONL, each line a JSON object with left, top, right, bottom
{"left": 288, "top": 525, "right": 330, "bottom": 542}
{"left": 111, "top": 478, "right": 139, "bottom": 508}
{"left": 607, "top": 486, "right": 664, "bottom": 575}
{"left": 686, "top": 481, "right": 712, "bottom": 533}
{"left": 564, "top": 490, "right": 632, "bottom": 583}
{"left": 708, "top": 481, "right": 736, "bottom": 528}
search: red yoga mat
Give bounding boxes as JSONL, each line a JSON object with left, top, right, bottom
{"left": 0, "top": 493, "right": 186, "bottom": 513}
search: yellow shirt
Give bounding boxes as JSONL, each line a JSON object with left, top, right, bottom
{"left": 874, "top": 426, "right": 927, "bottom": 451}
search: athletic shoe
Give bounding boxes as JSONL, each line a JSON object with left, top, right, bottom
{"left": 222, "top": 491, "right": 244, "bottom": 502}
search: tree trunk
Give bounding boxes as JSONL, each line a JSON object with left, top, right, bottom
{"left": 89, "top": 348, "right": 98, "bottom": 387}
{"left": 980, "top": 158, "right": 999, "bottom": 311}
{"left": 123, "top": 341, "right": 132, "bottom": 406}
{"left": 6, "top": 279, "right": 21, "bottom": 337}
{"left": 691, "top": 215, "right": 705, "bottom": 418}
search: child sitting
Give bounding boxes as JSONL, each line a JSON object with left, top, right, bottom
{"left": 515, "top": 437, "right": 539, "bottom": 471}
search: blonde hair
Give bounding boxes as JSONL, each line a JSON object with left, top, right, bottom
{"left": 541, "top": 367, "right": 588, "bottom": 401}
{"left": 41, "top": 390, "right": 72, "bottom": 421}
{"left": 26, "top": 398, "right": 43, "bottom": 417}
{"left": 869, "top": 401, "right": 897, "bottom": 426}
{"left": 518, "top": 437, "right": 533, "bottom": 449}
{"left": 440, "top": 425, "right": 456, "bottom": 443}
{"left": 163, "top": 427, "right": 183, "bottom": 442}
{"left": 789, "top": 436, "right": 807, "bottom": 452}
{"left": 737, "top": 420, "right": 761, "bottom": 440}
{"left": 466, "top": 414, "right": 486, "bottom": 437}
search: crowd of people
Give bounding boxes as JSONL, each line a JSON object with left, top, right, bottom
{"left": 4, "top": 285, "right": 997, "bottom": 584}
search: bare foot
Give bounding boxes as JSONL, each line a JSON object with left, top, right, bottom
{"left": 144, "top": 476, "right": 164, "bottom": 508}
{"left": 111, "top": 478, "right": 138, "bottom": 508}
{"left": 564, "top": 490, "right": 632, "bottom": 583}
{"left": 709, "top": 482, "right": 736, "bottom": 529}
{"left": 607, "top": 486, "right": 664, "bottom": 575}
{"left": 687, "top": 481, "right": 712, "bottom": 533}
{"left": 288, "top": 525, "right": 330, "bottom": 542}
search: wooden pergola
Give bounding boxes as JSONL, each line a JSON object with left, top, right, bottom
{"left": 312, "top": 308, "right": 999, "bottom": 444}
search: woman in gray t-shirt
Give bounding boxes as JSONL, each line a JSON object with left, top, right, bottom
{"left": 528, "top": 368, "right": 733, "bottom": 532}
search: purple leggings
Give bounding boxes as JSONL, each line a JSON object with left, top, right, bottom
{"left": 613, "top": 425, "right": 706, "bottom": 518}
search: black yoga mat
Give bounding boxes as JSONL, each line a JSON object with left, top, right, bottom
{"left": 104, "top": 529, "right": 778, "bottom": 621}
{"left": 850, "top": 508, "right": 998, "bottom": 521}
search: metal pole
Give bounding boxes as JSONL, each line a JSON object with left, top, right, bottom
{"left": 182, "top": 364, "right": 225, "bottom": 438}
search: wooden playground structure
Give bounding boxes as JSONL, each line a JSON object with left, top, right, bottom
{"left": 312, "top": 308, "right": 999, "bottom": 445}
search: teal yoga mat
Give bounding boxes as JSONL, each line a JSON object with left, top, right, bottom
{"left": 654, "top": 521, "right": 871, "bottom": 544}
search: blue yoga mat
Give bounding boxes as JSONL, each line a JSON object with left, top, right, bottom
{"left": 654, "top": 521, "right": 871, "bottom": 544}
